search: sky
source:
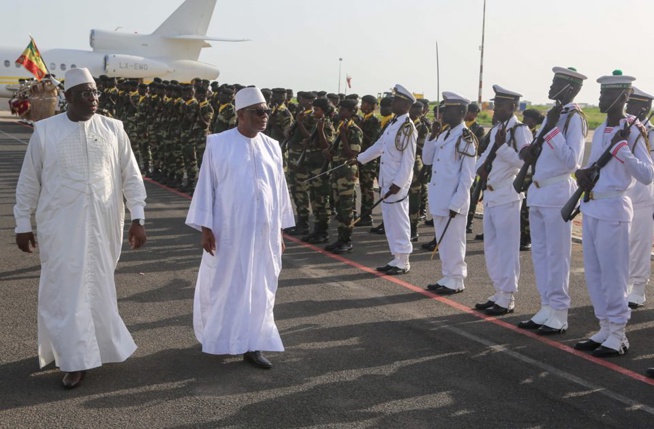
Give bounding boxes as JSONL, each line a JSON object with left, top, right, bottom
{"left": 2, "top": 0, "right": 654, "bottom": 105}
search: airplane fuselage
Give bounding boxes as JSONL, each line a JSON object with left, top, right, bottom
{"left": 0, "top": 46, "right": 220, "bottom": 97}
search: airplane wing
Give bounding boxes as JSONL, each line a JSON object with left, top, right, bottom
{"left": 164, "top": 35, "right": 250, "bottom": 42}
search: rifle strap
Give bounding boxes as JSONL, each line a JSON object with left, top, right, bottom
{"left": 562, "top": 107, "right": 588, "bottom": 138}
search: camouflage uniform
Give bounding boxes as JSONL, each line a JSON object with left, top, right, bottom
{"left": 212, "top": 102, "right": 236, "bottom": 134}
{"left": 331, "top": 119, "right": 362, "bottom": 247}
{"left": 409, "top": 118, "right": 429, "bottom": 239}
{"left": 135, "top": 91, "right": 151, "bottom": 174}
{"left": 124, "top": 89, "right": 140, "bottom": 166}
{"left": 288, "top": 109, "right": 317, "bottom": 234}
{"left": 193, "top": 99, "right": 214, "bottom": 169}
{"left": 179, "top": 96, "right": 199, "bottom": 188}
{"left": 168, "top": 96, "right": 187, "bottom": 185}
{"left": 358, "top": 112, "right": 381, "bottom": 225}
{"left": 268, "top": 103, "right": 293, "bottom": 143}
{"left": 466, "top": 120, "right": 487, "bottom": 232}
{"left": 299, "top": 119, "right": 335, "bottom": 243}
{"left": 145, "top": 93, "right": 162, "bottom": 176}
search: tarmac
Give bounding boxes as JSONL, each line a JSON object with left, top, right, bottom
{"left": 1, "top": 112, "right": 653, "bottom": 429}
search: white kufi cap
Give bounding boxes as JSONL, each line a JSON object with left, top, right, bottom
{"left": 64, "top": 67, "right": 95, "bottom": 91}
{"left": 235, "top": 87, "right": 266, "bottom": 111}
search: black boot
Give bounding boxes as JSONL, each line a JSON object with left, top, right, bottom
{"left": 410, "top": 223, "right": 419, "bottom": 242}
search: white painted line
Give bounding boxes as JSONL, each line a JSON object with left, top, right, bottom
{"left": 0, "top": 129, "right": 29, "bottom": 145}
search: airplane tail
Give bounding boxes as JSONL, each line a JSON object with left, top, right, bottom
{"left": 153, "top": 0, "right": 217, "bottom": 37}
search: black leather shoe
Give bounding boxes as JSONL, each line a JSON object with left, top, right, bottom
{"left": 426, "top": 283, "right": 441, "bottom": 291}
{"left": 356, "top": 218, "right": 373, "bottom": 227}
{"left": 475, "top": 233, "right": 484, "bottom": 241}
{"left": 517, "top": 320, "right": 542, "bottom": 330}
{"left": 431, "top": 285, "right": 463, "bottom": 295}
{"left": 574, "top": 339, "right": 602, "bottom": 351}
{"left": 520, "top": 242, "right": 532, "bottom": 251}
{"left": 475, "top": 300, "right": 496, "bottom": 310}
{"left": 646, "top": 367, "right": 654, "bottom": 378}
{"left": 537, "top": 325, "right": 567, "bottom": 335}
{"left": 62, "top": 371, "right": 86, "bottom": 389}
{"left": 466, "top": 226, "right": 473, "bottom": 234}
{"left": 369, "top": 224, "right": 385, "bottom": 234}
{"left": 386, "top": 266, "right": 409, "bottom": 275}
{"left": 332, "top": 242, "right": 353, "bottom": 254}
{"left": 243, "top": 351, "right": 273, "bottom": 369}
{"left": 425, "top": 219, "right": 434, "bottom": 226}
{"left": 592, "top": 345, "right": 627, "bottom": 358}
{"left": 410, "top": 232, "right": 419, "bottom": 242}
{"left": 376, "top": 264, "right": 394, "bottom": 272}
{"left": 485, "top": 304, "right": 514, "bottom": 316}
{"left": 628, "top": 301, "right": 643, "bottom": 310}
{"left": 421, "top": 239, "right": 436, "bottom": 252}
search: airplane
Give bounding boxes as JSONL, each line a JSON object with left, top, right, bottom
{"left": 0, "top": 0, "right": 247, "bottom": 97}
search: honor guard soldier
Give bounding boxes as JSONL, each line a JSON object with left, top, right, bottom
{"left": 474, "top": 85, "right": 533, "bottom": 314}
{"left": 194, "top": 86, "right": 214, "bottom": 164}
{"left": 573, "top": 71, "right": 654, "bottom": 357}
{"left": 465, "top": 102, "right": 487, "bottom": 233}
{"left": 518, "top": 108, "right": 546, "bottom": 251}
{"left": 324, "top": 99, "right": 362, "bottom": 253}
{"left": 286, "top": 88, "right": 297, "bottom": 116}
{"left": 357, "top": 84, "right": 417, "bottom": 275}
{"left": 287, "top": 92, "right": 318, "bottom": 236}
{"left": 268, "top": 88, "right": 293, "bottom": 142}
{"left": 212, "top": 85, "right": 236, "bottom": 134}
{"left": 624, "top": 87, "right": 654, "bottom": 309}
{"left": 358, "top": 95, "right": 382, "bottom": 227}
{"left": 298, "top": 98, "right": 335, "bottom": 245}
{"left": 135, "top": 83, "right": 151, "bottom": 175}
{"left": 369, "top": 96, "right": 396, "bottom": 235}
{"left": 408, "top": 102, "right": 430, "bottom": 241}
{"left": 517, "top": 67, "right": 587, "bottom": 334}
{"left": 423, "top": 92, "right": 477, "bottom": 294}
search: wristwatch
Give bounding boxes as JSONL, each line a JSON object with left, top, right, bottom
{"left": 132, "top": 218, "right": 145, "bottom": 226}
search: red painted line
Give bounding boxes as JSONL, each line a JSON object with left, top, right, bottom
{"left": 284, "top": 234, "right": 654, "bottom": 387}
{"left": 151, "top": 180, "right": 654, "bottom": 387}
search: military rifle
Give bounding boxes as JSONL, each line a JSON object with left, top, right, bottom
{"left": 470, "top": 119, "right": 510, "bottom": 208}
{"left": 561, "top": 114, "right": 651, "bottom": 221}
{"left": 513, "top": 85, "right": 571, "bottom": 193}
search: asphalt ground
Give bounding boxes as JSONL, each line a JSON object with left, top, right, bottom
{"left": 0, "top": 113, "right": 653, "bottom": 428}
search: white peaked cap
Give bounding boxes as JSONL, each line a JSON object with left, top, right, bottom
{"left": 630, "top": 86, "right": 654, "bottom": 102}
{"left": 235, "top": 87, "right": 266, "bottom": 111}
{"left": 442, "top": 91, "right": 471, "bottom": 106}
{"left": 491, "top": 84, "right": 522, "bottom": 101}
{"left": 393, "top": 84, "right": 416, "bottom": 103}
{"left": 64, "top": 67, "right": 95, "bottom": 91}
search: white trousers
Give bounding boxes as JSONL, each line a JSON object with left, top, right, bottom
{"left": 582, "top": 215, "right": 631, "bottom": 325}
{"left": 627, "top": 205, "right": 653, "bottom": 304}
{"left": 529, "top": 206, "right": 572, "bottom": 310}
{"left": 483, "top": 200, "right": 521, "bottom": 294}
{"left": 433, "top": 214, "right": 467, "bottom": 282}
{"left": 381, "top": 196, "right": 412, "bottom": 256}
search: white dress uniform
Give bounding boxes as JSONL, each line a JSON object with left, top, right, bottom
{"left": 358, "top": 84, "right": 417, "bottom": 270}
{"left": 580, "top": 96, "right": 654, "bottom": 353}
{"left": 526, "top": 70, "right": 588, "bottom": 332}
{"left": 476, "top": 88, "right": 533, "bottom": 310}
{"left": 423, "top": 92, "right": 477, "bottom": 292}
{"left": 625, "top": 87, "right": 654, "bottom": 308}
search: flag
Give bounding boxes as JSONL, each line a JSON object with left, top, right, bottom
{"left": 346, "top": 74, "right": 352, "bottom": 89}
{"left": 16, "top": 37, "right": 48, "bottom": 81}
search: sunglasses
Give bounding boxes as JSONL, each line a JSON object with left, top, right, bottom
{"left": 244, "top": 108, "right": 272, "bottom": 117}
{"left": 74, "top": 90, "right": 102, "bottom": 99}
